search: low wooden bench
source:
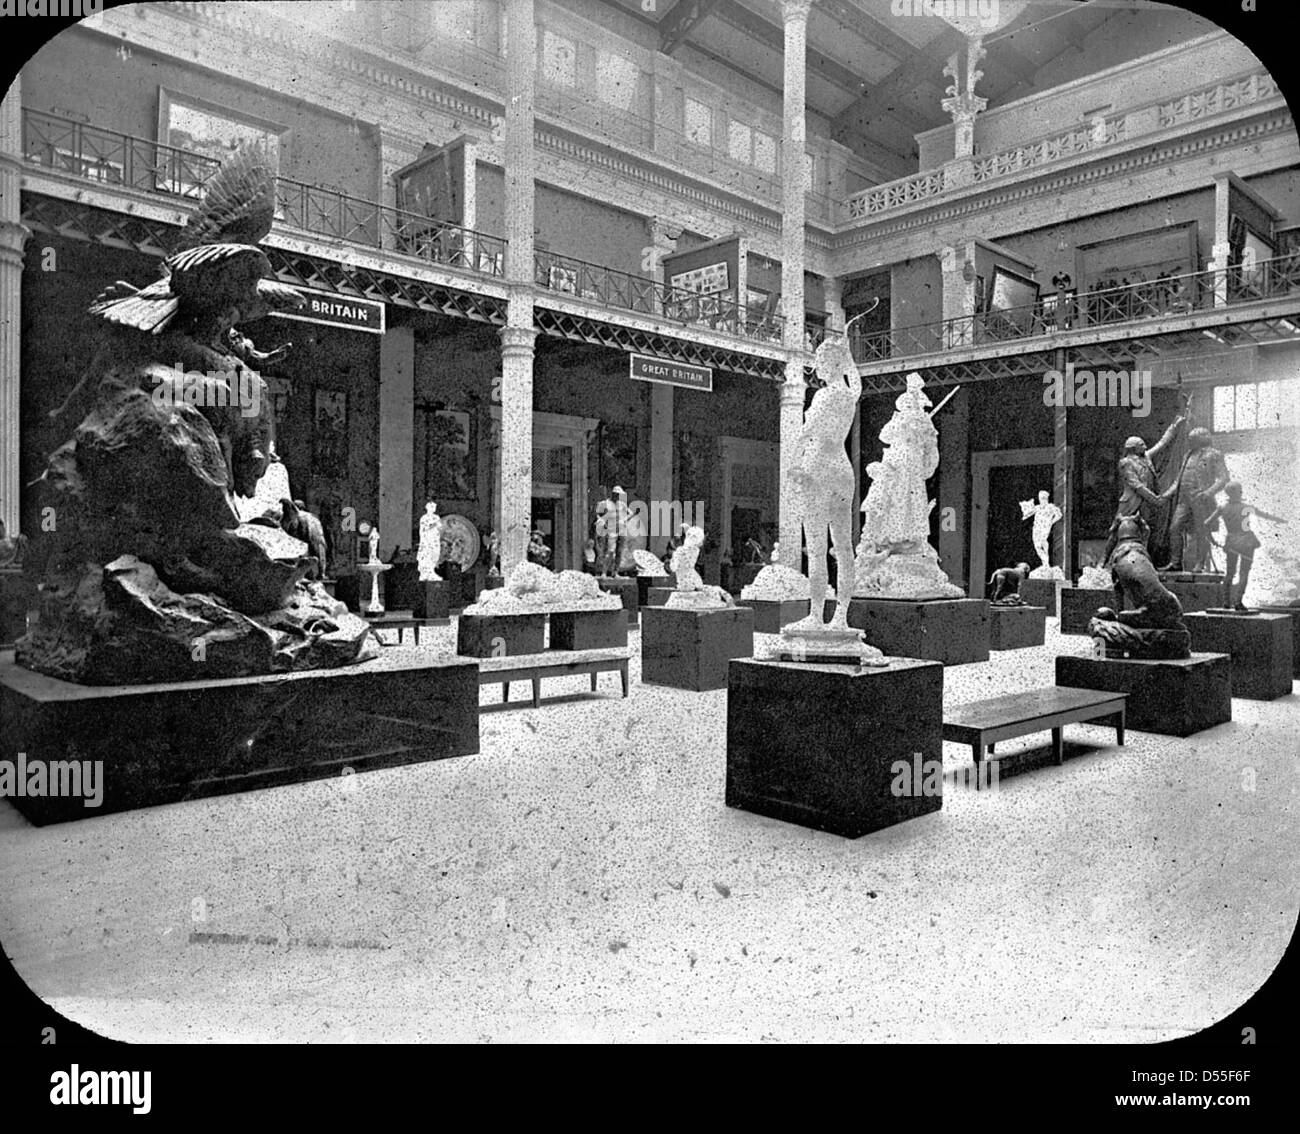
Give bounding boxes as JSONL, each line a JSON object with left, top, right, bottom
{"left": 942, "top": 686, "right": 1126, "bottom": 787}
{"left": 478, "top": 648, "right": 630, "bottom": 708}
{"left": 365, "top": 614, "right": 448, "bottom": 646}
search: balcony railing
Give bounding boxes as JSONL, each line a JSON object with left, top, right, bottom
{"left": 534, "top": 248, "right": 784, "bottom": 345}
{"left": 22, "top": 108, "right": 507, "bottom": 279}
{"left": 22, "top": 108, "right": 790, "bottom": 347}
{"left": 847, "top": 256, "right": 1300, "bottom": 364}
{"left": 844, "top": 68, "right": 1281, "bottom": 223}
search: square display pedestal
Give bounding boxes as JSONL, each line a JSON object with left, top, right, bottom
{"left": 1059, "top": 586, "right": 1113, "bottom": 635}
{"left": 1020, "top": 577, "right": 1067, "bottom": 616}
{"left": 988, "top": 604, "right": 1046, "bottom": 650}
{"left": 456, "top": 612, "right": 546, "bottom": 657}
{"left": 1056, "top": 652, "right": 1231, "bottom": 736}
{"left": 846, "top": 597, "right": 989, "bottom": 665}
{"left": 1161, "top": 573, "right": 1223, "bottom": 614}
{"left": 550, "top": 608, "right": 628, "bottom": 651}
{"left": 738, "top": 598, "right": 809, "bottom": 634}
{"left": 727, "top": 657, "right": 944, "bottom": 838}
{"left": 646, "top": 586, "right": 675, "bottom": 608}
{"left": 410, "top": 581, "right": 450, "bottom": 621}
{"left": 641, "top": 605, "right": 753, "bottom": 691}
{"left": 597, "top": 576, "right": 639, "bottom": 624}
{"left": 1257, "top": 606, "right": 1300, "bottom": 677}
{"left": 0, "top": 653, "right": 480, "bottom": 823}
{"left": 636, "top": 575, "right": 668, "bottom": 608}
{"left": 1184, "top": 611, "right": 1293, "bottom": 700}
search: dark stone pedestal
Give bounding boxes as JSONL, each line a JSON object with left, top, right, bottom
{"left": 727, "top": 657, "right": 944, "bottom": 838}
{"left": 1055, "top": 652, "right": 1232, "bottom": 736}
{"left": 641, "top": 605, "right": 753, "bottom": 691}
{"left": 1060, "top": 587, "right": 1113, "bottom": 635}
{"left": 385, "top": 563, "right": 419, "bottom": 610}
{"left": 989, "top": 604, "right": 1047, "bottom": 650}
{"left": 456, "top": 613, "right": 546, "bottom": 657}
{"left": 846, "top": 597, "right": 989, "bottom": 665}
{"left": 1258, "top": 606, "right": 1300, "bottom": 677}
{"left": 1021, "top": 577, "right": 1067, "bottom": 616}
{"left": 646, "top": 586, "right": 675, "bottom": 608}
{"left": 0, "top": 652, "right": 480, "bottom": 824}
{"left": 410, "top": 581, "right": 450, "bottom": 621}
{"left": 636, "top": 575, "right": 668, "bottom": 608}
{"left": 0, "top": 567, "right": 36, "bottom": 647}
{"left": 550, "top": 608, "right": 628, "bottom": 651}
{"left": 1184, "top": 611, "right": 1293, "bottom": 700}
{"left": 597, "top": 576, "right": 639, "bottom": 624}
{"left": 1161, "top": 573, "right": 1223, "bottom": 614}
{"left": 738, "top": 598, "right": 809, "bottom": 633}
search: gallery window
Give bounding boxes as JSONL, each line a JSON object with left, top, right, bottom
{"left": 727, "top": 119, "right": 752, "bottom": 163}
{"left": 597, "top": 51, "right": 640, "bottom": 113}
{"left": 1213, "top": 379, "right": 1286, "bottom": 432}
{"left": 752, "top": 130, "right": 777, "bottom": 174}
{"left": 542, "top": 29, "right": 577, "bottom": 87}
{"left": 685, "top": 97, "right": 712, "bottom": 147}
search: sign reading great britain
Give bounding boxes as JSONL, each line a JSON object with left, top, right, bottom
{"left": 629, "top": 353, "right": 713, "bottom": 392}
{"left": 272, "top": 288, "right": 386, "bottom": 334}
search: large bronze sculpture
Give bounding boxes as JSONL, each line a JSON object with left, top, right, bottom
{"left": 1088, "top": 516, "right": 1191, "bottom": 659}
{"left": 1160, "top": 427, "right": 1230, "bottom": 573}
{"left": 1100, "top": 410, "right": 1185, "bottom": 566}
{"left": 1205, "top": 481, "right": 1286, "bottom": 609}
{"left": 17, "top": 147, "right": 377, "bottom": 684}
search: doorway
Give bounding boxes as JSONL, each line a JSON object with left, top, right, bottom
{"left": 970, "top": 446, "right": 1072, "bottom": 597}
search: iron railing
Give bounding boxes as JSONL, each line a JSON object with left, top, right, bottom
{"left": 847, "top": 257, "right": 1300, "bottom": 363}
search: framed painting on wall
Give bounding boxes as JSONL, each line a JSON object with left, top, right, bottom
{"left": 423, "top": 408, "right": 477, "bottom": 502}
{"left": 157, "top": 88, "right": 290, "bottom": 198}
{"left": 312, "top": 389, "right": 348, "bottom": 478}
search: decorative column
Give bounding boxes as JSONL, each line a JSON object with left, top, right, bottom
{"left": 778, "top": 0, "right": 811, "bottom": 572}
{"left": 0, "top": 76, "right": 28, "bottom": 537}
{"left": 940, "top": 38, "right": 987, "bottom": 191}
{"left": 648, "top": 382, "right": 673, "bottom": 555}
{"left": 499, "top": 0, "right": 537, "bottom": 574}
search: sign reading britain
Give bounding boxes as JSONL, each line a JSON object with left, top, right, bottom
{"left": 272, "top": 288, "right": 386, "bottom": 335}
{"left": 628, "top": 353, "right": 713, "bottom": 393}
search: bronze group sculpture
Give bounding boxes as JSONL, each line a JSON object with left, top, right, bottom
{"left": 1088, "top": 516, "right": 1191, "bottom": 659}
{"left": 17, "top": 147, "right": 378, "bottom": 684}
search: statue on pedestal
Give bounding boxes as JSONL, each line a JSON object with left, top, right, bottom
{"left": 1101, "top": 410, "right": 1186, "bottom": 566}
{"left": 779, "top": 337, "right": 884, "bottom": 664}
{"left": 367, "top": 526, "right": 381, "bottom": 564}
{"left": 486, "top": 530, "right": 502, "bottom": 578}
{"left": 988, "top": 562, "right": 1030, "bottom": 604}
{"left": 667, "top": 524, "right": 731, "bottom": 609}
{"left": 0, "top": 520, "right": 27, "bottom": 569}
{"left": 1077, "top": 563, "right": 1114, "bottom": 590}
{"left": 16, "top": 146, "right": 376, "bottom": 684}
{"left": 417, "top": 501, "right": 443, "bottom": 582}
{"left": 1205, "top": 481, "right": 1286, "bottom": 610}
{"left": 1020, "top": 490, "right": 1064, "bottom": 579}
{"left": 853, "top": 373, "right": 962, "bottom": 600}
{"left": 1088, "top": 516, "right": 1190, "bottom": 659}
{"left": 594, "top": 494, "right": 618, "bottom": 576}
{"left": 1160, "top": 427, "right": 1230, "bottom": 573}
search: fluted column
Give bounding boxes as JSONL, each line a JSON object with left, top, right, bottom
{"left": 0, "top": 76, "right": 28, "bottom": 537}
{"left": 778, "top": 0, "right": 811, "bottom": 571}
{"left": 499, "top": 0, "right": 537, "bottom": 574}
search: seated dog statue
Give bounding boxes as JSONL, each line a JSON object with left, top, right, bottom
{"left": 1088, "top": 516, "right": 1190, "bottom": 659}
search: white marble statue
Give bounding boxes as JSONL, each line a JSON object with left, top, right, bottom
{"left": 1078, "top": 563, "right": 1114, "bottom": 590}
{"left": 854, "top": 372, "right": 963, "bottom": 600}
{"left": 632, "top": 549, "right": 667, "bottom": 577}
{"left": 667, "top": 525, "right": 731, "bottom": 609}
{"left": 367, "top": 526, "right": 381, "bottom": 564}
{"left": 1021, "top": 490, "right": 1065, "bottom": 580}
{"left": 417, "top": 501, "right": 443, "bottom": 582}
{"left": 463, "top": 561, "right": 621, "bottom": 614}
{"left": 777, "top": 337, "right": 885, "bottom": 663}
{"left": 769, "top": 540, "right": 780, "bottom": 564}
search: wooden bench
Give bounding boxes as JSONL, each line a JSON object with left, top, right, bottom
{"left": 478, "top": 648, "right": 630, "bottom": 708}
{"left": 942, "top": 687, "right": 1126, "bottom": 787}
{"left": 365, "top": 614, "right": 447, "bottom": 646}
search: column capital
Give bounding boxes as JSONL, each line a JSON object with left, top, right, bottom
{"left": 780, "top": 0, "right": 812, "bottom": 26}
{"left": 499, "top": 325, "right": 538, "bottom": 352}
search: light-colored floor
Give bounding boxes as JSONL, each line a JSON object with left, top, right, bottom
{"left": 1, "top": 618, "right": 1296, "bottom": 1043}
